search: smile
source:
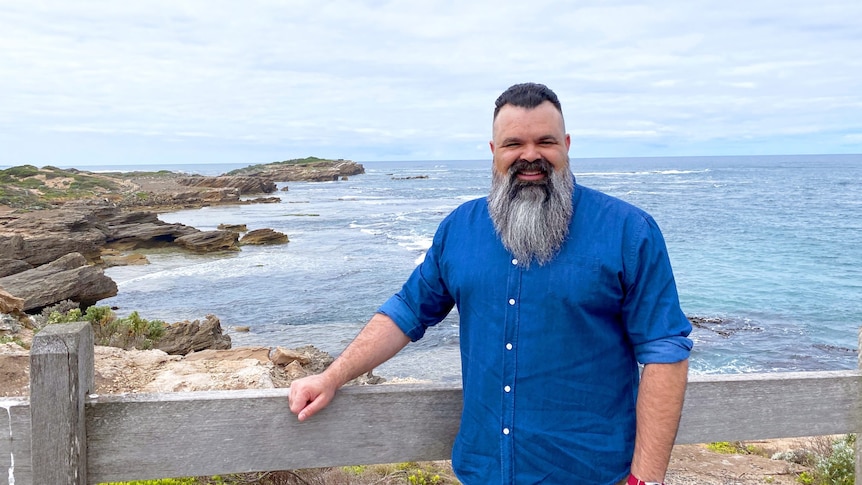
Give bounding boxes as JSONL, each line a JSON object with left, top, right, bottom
{"left": 516, "top": 169, "right": 547, "bottom": 182}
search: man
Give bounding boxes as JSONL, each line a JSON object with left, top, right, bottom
{"left": 289, "top": 83, "right": 693, "bottom": 485}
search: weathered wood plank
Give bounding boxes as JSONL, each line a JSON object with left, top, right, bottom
{"left": 86, "top": 371, "right": 862, "bottom": 483}
{"left": 8, "top": 358, "right": 862, "bottom": 483}
{"left": 0, "top": 398, "right": 32, "bottom": 485}
{"left": 87, "top": 384, "right": 464, "bottom": 483}
{"left": 678, "top": 370, "right": 862, "bottom": 443}
{"left": 29, "top": 322, "right": 94, "bottom": 485}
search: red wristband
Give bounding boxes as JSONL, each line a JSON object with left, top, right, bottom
{"left": 627, "top": 474, "right": 664, "bottom": 485}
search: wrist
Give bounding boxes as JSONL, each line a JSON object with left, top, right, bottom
{"left": 627, "top": 473, "right": 664, "bottom": 485}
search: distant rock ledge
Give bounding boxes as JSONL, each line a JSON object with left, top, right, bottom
{"left": 0, "top": 157, "right": 358, "bottom": 313}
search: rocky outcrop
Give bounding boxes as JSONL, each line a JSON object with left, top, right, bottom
{"left": 175, "top": 230, "right": 239, "bottom": 252}
{"left": 99, "top": 210, "right": 200, "bottom": 250}
{"left": 0, "top": 204, "right": 200, "bottom": 268}
{"left": 0, "top": 203, "right": 243, "bottom": 310}
{"left": 0, "top": 258, "right": 31, "bottom": 277}
{"left": 118, "top": 187, "right": 244, "bottom": 209}
{"left": 218, "top": 223, "right": 248, "bottom": 232}
{"left": 177, "top": 176, "right": 277, "bottom": 194}
{"left": 100, "top": 251, "right": 149, "bottom": 267}
{"left": 0, "top": 252, "right": 118, "bottom": 311}
{"left": 233, "top": 159, "right": 365, "bottom": 182}
{"left": 0, "top": 208, "right": 108, "bottom": 265}
{"left": 156, "top": 314, "right": 232, "bottom": 355}
{"left": 0, "top": 288, "right": 24, "bottom": 314}
{"left": 239, "top": 228, "right": 289, "bottom": 245}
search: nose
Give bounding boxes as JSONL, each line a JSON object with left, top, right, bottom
{"left": 521, "top": 143, "right": 541, "bottom": 163}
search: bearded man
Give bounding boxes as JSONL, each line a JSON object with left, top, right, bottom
{"left": 288, "top": 83, "right": 693, "bottom": 485}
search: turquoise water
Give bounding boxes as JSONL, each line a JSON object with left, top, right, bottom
{"left": 97, "top": 154, "right": 862, "bottom": 381}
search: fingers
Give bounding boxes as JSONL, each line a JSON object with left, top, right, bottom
{"left": 296, "top": 393, "right": 332, "bottom": 421}
{"left": 288, "top": 376, "right": 335, "bottom": 421}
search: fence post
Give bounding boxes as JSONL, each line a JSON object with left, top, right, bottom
{"left": 29, "top": 322, "right": 94, "bottom": 485}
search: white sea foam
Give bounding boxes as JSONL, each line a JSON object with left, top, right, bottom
{"left": 337, "top": 195, "right": 388, "bottom": 201}
{"left": 394, "top": 234, "right": 433, "bottom": 252}
{"left": 577, "top": 168, "right": 711, "bottom": 176}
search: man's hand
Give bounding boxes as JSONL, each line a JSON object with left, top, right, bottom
{"left": 288, "top": 372, "right": 339, "bottom": 421}
{"left": 286, "top": 313, "right": 411, "bottom": 421}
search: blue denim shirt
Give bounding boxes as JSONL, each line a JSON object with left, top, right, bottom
{"left": 378, "top": 182, "right": 693, "bottom": 484}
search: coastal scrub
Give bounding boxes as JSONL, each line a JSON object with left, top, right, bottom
{"left": 46, "top": 305, "right": 166, "bottom": 350}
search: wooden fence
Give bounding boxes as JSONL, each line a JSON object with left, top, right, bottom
{"left": 1, "top": 322, "right": 860, "bottom": 484}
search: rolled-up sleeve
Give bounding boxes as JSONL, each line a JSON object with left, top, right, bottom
{"left": 622, "top": 214, "right": 693, "bottom": 364}
{"left": 377, "top": 227, "right": 455, "bottom": 342}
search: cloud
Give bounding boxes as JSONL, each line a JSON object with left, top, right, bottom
{"left": 0, "top": 0, "right": 860, "bottom": 166}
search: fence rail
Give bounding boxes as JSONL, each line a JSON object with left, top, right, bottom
{"left": 1, "top": 322, "right": 860, "bottom": 484}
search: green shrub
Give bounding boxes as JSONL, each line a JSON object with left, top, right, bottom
{"left": 707, "top": 441, "right": 752, "bottom": 454}
{"left": 98, "top": 479, "right": 197, "bottom": 485}
{"left": 0, "top": 165, "right": 40, "bottom": 179}
{"left": 47, "top": 306, "right": 166, "bottom": 350}
{"left": 225, "top": 156, "right": 331, "bottom": 175}
{"left": 408, "top": 469, "right": 442, "bottom": 485}
{"left": 795, "top": 434, "right": 856, "bottom": 485}
{"left": 0, "top": 335, "right": 27, "bottom": 348}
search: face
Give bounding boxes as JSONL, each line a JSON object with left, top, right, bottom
{"left": 490, "top": 100, "right": 571, "bottom": 179}
{"left": 487, "top": 100, "right": 575, "bottom": 267}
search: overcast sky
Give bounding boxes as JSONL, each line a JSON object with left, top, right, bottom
{"left": 1, "top": 1, "right": 860, "bottom": 167}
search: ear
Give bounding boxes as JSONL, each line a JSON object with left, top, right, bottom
{"left": 565, "top": 134, "right": 571, "bottom": 150}
{"left": 489, "top": 140, "right": 496, "bottom": 155}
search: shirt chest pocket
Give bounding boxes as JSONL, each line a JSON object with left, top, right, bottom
{"left": 537, "top": 255, "right": 622, "bottom": 315}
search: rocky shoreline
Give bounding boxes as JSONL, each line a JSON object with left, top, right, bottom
{"left": 0, "top": 158, "right": 831, "bottom": 484}
{"left": 1, "top": 157, "right": 371, "bottom": 395}
{"left": 0, "top": 158, "right": 364, "bottom": 313}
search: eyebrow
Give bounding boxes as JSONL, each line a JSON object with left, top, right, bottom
{"left": 501, "top": 134, "right": 560, "bottom": 145}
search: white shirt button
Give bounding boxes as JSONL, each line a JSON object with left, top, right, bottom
{"left": 504, "top": 385, "right": 511, "bottom": 392}
{"left": 506, "top": 343, "right": 513, "bottom": 350}
{"left": 511, "top": 258, "right": 518, "bottom": 265}
{"left": 503, "top": 428, "right": 510, "bottom": 435}
{"left": 508, "top": 298, "right": 515, "bottom": 305}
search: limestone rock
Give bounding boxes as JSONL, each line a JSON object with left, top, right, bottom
{"left": 178, "top": 176, "right": 277, "bottom": 194}
{"left": 0, "top": 252, "right": 118, "bottom": 311}
{"left": 0, "top": 204, "right": 201, "bottom": 264}
{"left": 0, "top": 208, "right": 107, "bottom": 265}
{"left": 282, "top": 360, "right": 309, "bottom": 381}
{"left": 101, "top": 252, "right": 149, "bottom": 267}
{"left": 0, "top": 287, "right": 24, "bottom": 314}
{"left": 245, "top": 196, "right": 281, "bottom": 204}
{"left": 0, "top": 258, "right": 32, "bottom": 277}
{"left": 237, "top": 160, "right": 365, "bottom": 182}
{"left": 239, "top": 228, "right": 289, "bottom": 245}
{"left": 156, "top": 314, "right": 232, "bottom": 355}
{"left": 99, "top": 210, "right": 198, "bottom": 249}
{"left": 185, "top": 347, "right": 271, "bottom": 363}
{"left": 175, "top": 230, "right": 239, "bottom": 252}
{"left": 142, "top": 357, "right": 275, "bottom": 392}
{"left": 218, "top": 223, "right": 248, "bottom": 232}
{"left": 270, "top": 346, "right": 312, "bottom": 366}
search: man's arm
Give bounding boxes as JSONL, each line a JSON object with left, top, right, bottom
{"left": 630, "top": 359, "right": 689, "bottom": 482}
{"left": 288, "top": 313, "right": 411, "bottom": 421}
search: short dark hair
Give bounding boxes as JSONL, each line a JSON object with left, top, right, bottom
{"left": 493, "top": 83, "right": 562, "bottom": 120}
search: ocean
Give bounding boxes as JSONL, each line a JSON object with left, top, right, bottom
{"left": 85, "top": 154, "right": 862, "bottom": 382}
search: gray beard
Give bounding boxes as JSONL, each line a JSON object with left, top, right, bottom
{"left": 487, "top": 160, "right": 574, "bottom": 267}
